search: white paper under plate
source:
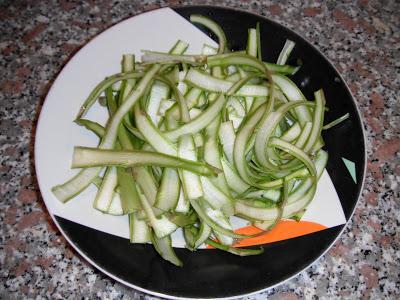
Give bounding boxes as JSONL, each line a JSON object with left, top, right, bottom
{"left": 35, "top": 7, "right": 346, "bottom": 248}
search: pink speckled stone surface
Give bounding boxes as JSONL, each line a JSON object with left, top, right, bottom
{"left": 0, "top": 0, "right": 399, "bottom": 299}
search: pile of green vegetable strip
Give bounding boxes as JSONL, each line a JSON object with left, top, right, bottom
{"left": 52, "top": 15, "right": 348, "bottom": 266}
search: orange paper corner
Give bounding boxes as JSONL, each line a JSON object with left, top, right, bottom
{"left": 207, "top": 220, "right": 327, "bottom": 249}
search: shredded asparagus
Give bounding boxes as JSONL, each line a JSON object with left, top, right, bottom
{"left": 52, "top": 14, "right": 346, "bottom": 266}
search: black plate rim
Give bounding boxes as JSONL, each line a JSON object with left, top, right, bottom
{"left": 35, "top": 5, "right": 367, "bottom": 300}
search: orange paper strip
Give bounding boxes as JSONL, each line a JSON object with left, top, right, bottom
{"left": 207, "top": 220, "right": 327, "bottom": 248}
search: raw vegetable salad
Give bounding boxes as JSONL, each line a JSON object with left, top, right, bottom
{"left": 52, "top": 15, "right": 348, "bottom": 266}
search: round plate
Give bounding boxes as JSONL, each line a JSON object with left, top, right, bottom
{"left": 35, "top": 6, "right": 366, "bottom": 299}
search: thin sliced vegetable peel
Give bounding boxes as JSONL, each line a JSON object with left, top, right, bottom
{"left": 52, "top": 14, "right": 347, "bottom": 266}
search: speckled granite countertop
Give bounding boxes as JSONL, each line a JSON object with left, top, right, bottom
{"left": 1, "top": 0, "right": 399, "bottom": 299}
